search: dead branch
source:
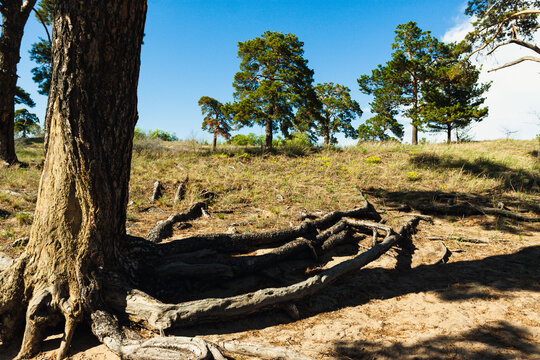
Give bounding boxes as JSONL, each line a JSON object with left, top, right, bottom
{"left": 427, "top": 236, "right": 489, "bottom": 244}
{"left": 434, "top": 242, "right": 452, "bottom": 265}
{"left": 145, "top": 202, "right": 207, "bottom": 243}
{"left": 218, "top": 340, "right": 314, "bottom": 360}
{"left": 487, "top": 56, "right": 540, "bottom": 72}
{"left": 486, "top": 39, "right": 540, "bottom": 56}
{"left": 157, "top": 201, "right": 380, "bottom": 254}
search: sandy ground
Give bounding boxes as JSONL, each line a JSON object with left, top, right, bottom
{"left": 3, "top": 213, "right": 539, "bottom": 360}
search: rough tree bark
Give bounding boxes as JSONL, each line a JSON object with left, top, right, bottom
{"left": 0, "top": 1, "right": 147, "bottom": 358}
{"left": 0, "top": 0, "right": 37, "bottom": 165}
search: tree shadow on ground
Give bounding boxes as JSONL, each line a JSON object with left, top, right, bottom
{"left": 332, "top": 320, "right": 540, "bottom": 359}
{"left": 409, "top": 152, "right": 539, "bottom": 193}
{"left": 365, "top": 188, "right": 540, "bottom": 235}
{"left": 172, "top": 245, "right": 540, "bottom": 337}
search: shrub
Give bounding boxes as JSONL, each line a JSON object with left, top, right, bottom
{"left": 228, "top": 133, "right": 264, "bottom": 146}
{"left": 406, "top": 171, "right": 421, "bottom": 181}
{"left": 365, "top": 155, "right": 381, "bottom": 164}
{"left": 148, "top": 129, "right": 178, "bottom": 142}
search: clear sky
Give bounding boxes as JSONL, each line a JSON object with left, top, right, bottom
{"left": 14, "top": 0, "right": 540, "bottom": 144}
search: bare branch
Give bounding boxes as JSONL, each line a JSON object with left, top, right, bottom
{"left": 487, "top": 56, "right": 540, "bottom": 72}
{"left": 487, "top": 39, "right": 540, "bottom": 55}
{"left": 32, "top": 7, "right": 52, "bottom": 44}
{"left": 469, "top": 10, "right": 540, "bottom": 58}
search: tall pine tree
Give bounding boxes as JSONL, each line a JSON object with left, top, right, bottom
{"left": 231, "top": 31, "right": 318, "bottom": 149}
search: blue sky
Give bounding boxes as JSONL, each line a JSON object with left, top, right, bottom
{"left": 15, "top": 0, "right": 540, "bottom": 144}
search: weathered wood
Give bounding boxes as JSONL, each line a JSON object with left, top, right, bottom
{"left": 174, "top": 175, "right": 189, "bottom": 204}
{"left": 105, "top": 216, "right": 428, "bottom": 331}
{"left": 0, "top": 253, "right": 14, "bottom": 272}
{"left": 152, "top": 181, "right": 164, "bottom": 201}
{"left": 90, "top": 310, "right": 212, "bottom": 360}
{"left": 145, "top": 202, "right": 206, "bottom": 243}
{"left": 158, "top": 201, "right": 380, "bottom": 254}
{"left": 218, "top": 340, "right": 314, "bottom": 360}
{"left": 434, "top": 241, "right": 452, "bottom": 265}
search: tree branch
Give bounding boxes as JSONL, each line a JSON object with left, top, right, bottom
{"left": 32, "top": 7, "right": 52, "bottom": 45}
{"left": 469, "top": 9, "right": 540, "bottom": 58}
{"left": 486, "top": 39, "right": 540, "bottom": 56}
{"left": 487, "top": 56, "right": 540, "bottom": 72}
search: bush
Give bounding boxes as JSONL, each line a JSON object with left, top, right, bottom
{"left": 228, "top": 133, "right": 264, "bottom": 146}
{"left": 278, "top": 132, "right": 314, "bottom": 156}
{"left": 148, "top": 129, "right": 178, "bottom": 142}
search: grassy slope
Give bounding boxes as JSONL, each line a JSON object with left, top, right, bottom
{"left": 1, "top": 137, "right": 538, "bottom": 257}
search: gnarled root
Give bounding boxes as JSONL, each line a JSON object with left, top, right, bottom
{"left": 104, "top": 215, "right": 429, "bottom": 332}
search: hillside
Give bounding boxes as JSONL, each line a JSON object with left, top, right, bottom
{"left": 1, "top": 137, "right": 539, "bottom": 359}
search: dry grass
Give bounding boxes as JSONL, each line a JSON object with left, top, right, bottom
{"left": 1, "top": 137, "right": 538, "bottom": 256}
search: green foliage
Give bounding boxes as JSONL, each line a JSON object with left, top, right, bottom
{"left": 421, "top": 42, "right": 490, "bottom": 142}
{"left": 29, "top": 38, "right": 52, "bottom": 95}
{"left": 35, "top": 0, "right": 55, "bottom": 25}
{"left": 313, "top": 83, "right": 362, "bottom": 145}
{"left": 357, "top": 114, "right": 404, "bottom": 142}
{"left": 14, "top": 109, "right": 40, "bottom": 138}
{"left": 29, "top": 1, "right": 54, "bottom": 96}
{"left": 358, "top": 65, "right": 404, "bottom": 141}
{"left": 14, "top": 87, "right": 35, "bottom": 108}
{"left": 230, "top": 31, "right": 319, "bottom": 147}
{"left": 198, "top": 96, "right": 231, "bottom": 150}
{"left": 228, "top": 133, "right": 265, "bottom": 146}
{"left": 134, "top": 127, "right": 147, "bottom": 139}
{"left": 359, "top": 22, "right": 443, "bottom": 144}
{"left": 465, "top": 0, "right": 539, "bottom": 68}
{"left": 148, "top": 129, "right": 178, "bottom": 142}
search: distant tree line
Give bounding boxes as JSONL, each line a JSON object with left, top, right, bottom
{"left": 199, "top": 23, "right": 493, "bottom": 149}
{"left": 0, "top": 1, "right": 537, "bottom": 163}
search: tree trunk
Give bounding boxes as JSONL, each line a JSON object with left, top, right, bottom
{"left": 265, "top": 118, "right": 273, "bottom": 149}
{"left": 0, "top": 1, "right": 147, "bottom": 358}
{"left": 411, "top": 78, "right": 418, "bottom": 145}
{"left": 447, "top": 124, "right": 452, "bottom": 144}
{"left": 212, "top": 130, "right": 217, "bottom": 152}
{"left": 324, "top": 123, "right": 330, "bottom": 147}
{"left": 0, "top": 0, "right": 36, "bottom": 165}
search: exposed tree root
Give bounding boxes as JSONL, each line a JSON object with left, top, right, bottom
{"left": 103, "top": 215, "right": 428, "bottom": 333}
{"left": 174, "top": 174, "right": 189, "bottom": 204}
{"left": 2, "top": 199, "right": 433, "bottom": 359}
{"left": 146, "top": 202, "right": 207, "bottom": 242}
{"left": 412, "top": 202, "right": 540, "bottom": 222}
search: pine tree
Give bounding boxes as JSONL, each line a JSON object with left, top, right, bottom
{"left": 14, "top": 109, "right": 40, "bottom": 138}
{"left": 313, "top": 83, "right": 362, "bottom": 146}
{"left": 421, "top": 42, "right": 490, "bottom": 143}
{"left": 466, "top": 0, "right": 539, "bottom": 71}
{"left": 199, "top": 96, "right": 231, "bottom": 151}
{"left": 231, "top": 31, "right": 318, "bottom": 149}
